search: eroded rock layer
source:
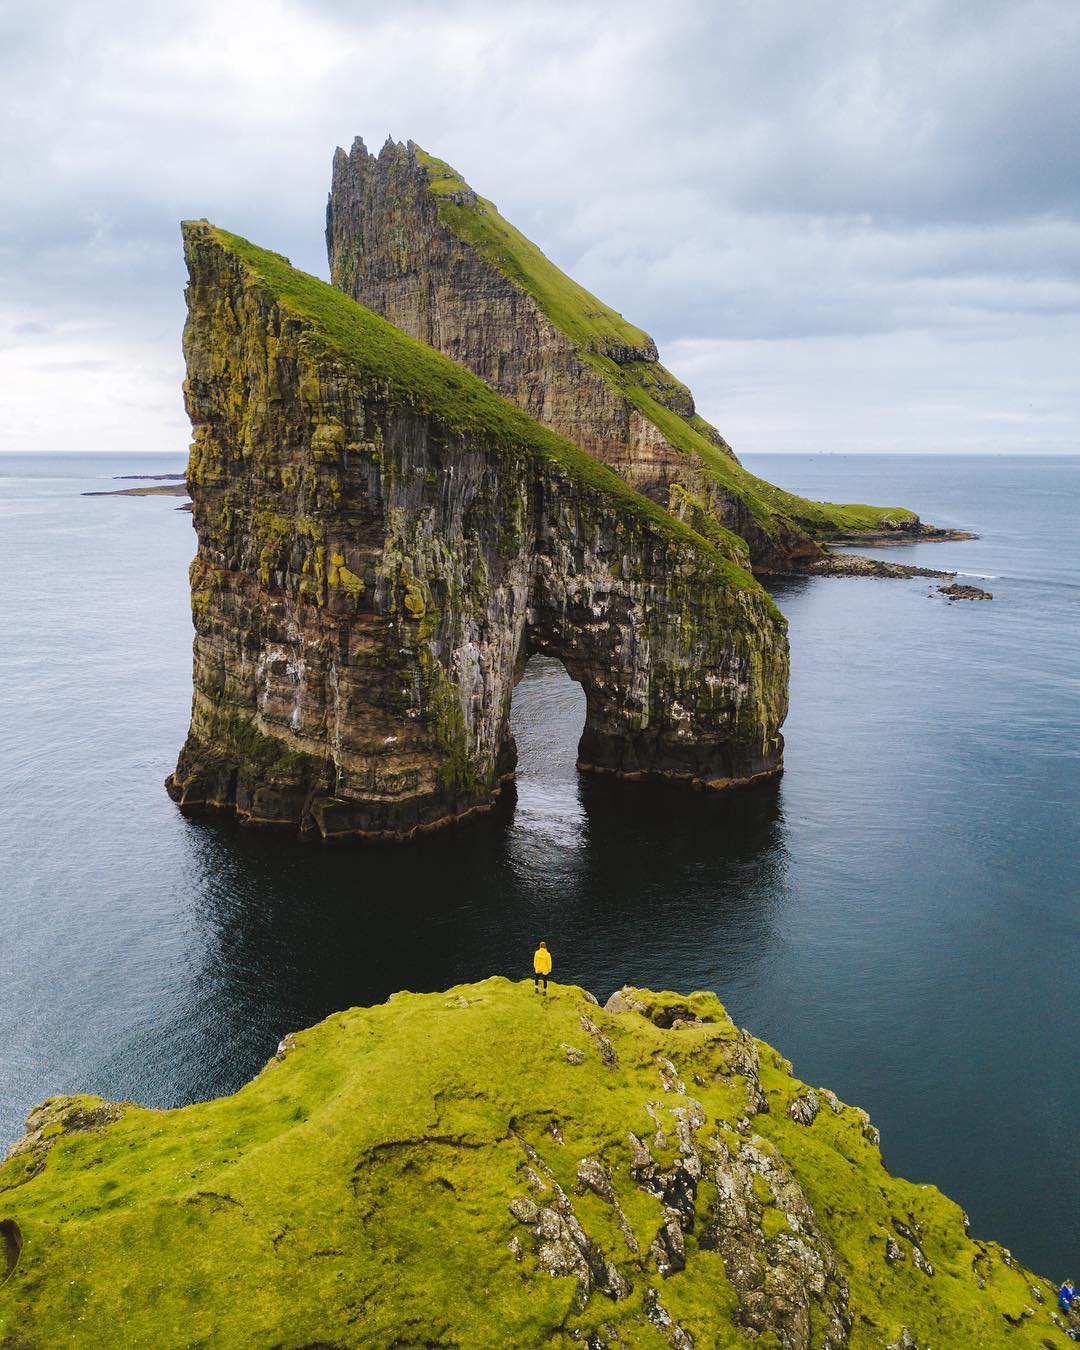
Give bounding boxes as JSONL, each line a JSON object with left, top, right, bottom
{"left": 326, "top": 138, "right": 942, "bottom": 573}
{"left": 1, "top": 982, "right": 1066, "bottom": 1347}
{"left": 166, "top": 222, "right": 788, "bottom": 840}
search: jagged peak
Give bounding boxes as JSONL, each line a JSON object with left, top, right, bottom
{"left": 333, "top": 134, "right": 412, "bottom": 172}
{"left": 375, "top": 134, "right": 416, "bottom": 167}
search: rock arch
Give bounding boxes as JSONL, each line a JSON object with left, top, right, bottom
{"left": 167, "top": 223, "right": 788, "bottom": 842}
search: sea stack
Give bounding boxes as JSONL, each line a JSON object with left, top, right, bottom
{"left": 166, "top": 222, "right": 788, "bottom": 841}
{"left": 326, "top": 137, "right": 935, "bottom": 573}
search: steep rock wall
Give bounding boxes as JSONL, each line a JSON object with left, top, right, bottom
{"left": 167, "top": 222, "right": 788, "bottom": 841}
{"left": 326, "top": 138, "right": 934, "bottom": 573}
{"left": 326, "top": 139, "right": 736, "bottom": 499}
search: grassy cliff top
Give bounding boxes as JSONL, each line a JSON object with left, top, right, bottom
{"left": 0, "top": 979, "right": 1063, "bottom": 1348}
{"left": 185, "top": 222, "right": 770, "bottom": 599}
{"left": 410, "top": 147, "right": 922, "bottom": 544}
{"left": 414, "top": 147, "right": 656, "bottom": 360}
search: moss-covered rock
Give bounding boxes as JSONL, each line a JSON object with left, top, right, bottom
{"left": 0, "top": 981, "right": 1066, "bottom": 1347}
{"left": 326, "top": 138, "right": 952, "bottom": 573}
{"left": 167, "top": 222, "right": 788, "bottom": 841}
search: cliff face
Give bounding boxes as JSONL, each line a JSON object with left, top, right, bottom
{"left": 326, "top": 139, "right": 934, "bottom": 574}
{"left": 325, "top": 139, "right": 752, "bottom": 539}
{"left": 166, "top": 222, "right": 787, "bottom": 841}
{"left": 0, "top": 981, "right": 1066, "bottom": 1348}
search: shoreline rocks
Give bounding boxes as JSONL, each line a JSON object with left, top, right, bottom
{"left": 796, "top": 552, "right": 956, "bottom": 581}
{"left": 81, "top": 483, "right": 189, "bottom": 498}
{"left": 938, "top": 582, "right": 993, "bottom": 600}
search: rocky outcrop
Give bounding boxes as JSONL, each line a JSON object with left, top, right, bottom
{"left": 0, "top": 981, "right": 1063, "bottom": 1347}
{"left": 325, "top": 141, "right": 745, "bottom": 525}
{"left": 327, "top": 138, "right": 951, "bottom": 573}
{"left": 165, "top": 222, "right": 788, "bottom": 841}
{"left": 800, "top": 553, "right": 955, "bottom": 581}
{"left": 939, "top": 581, "right": 993, "bottom": 600}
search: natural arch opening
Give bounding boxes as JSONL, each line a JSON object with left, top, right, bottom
{"left": 508, "top": 655, "right": 587, "bottom": 838}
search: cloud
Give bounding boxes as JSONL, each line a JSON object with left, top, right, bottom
{"left": 0, "top": 0, "right": 1076, "bottom": 453}
{"left": 667, "top": 318, "right": 1080, "bottom": 455}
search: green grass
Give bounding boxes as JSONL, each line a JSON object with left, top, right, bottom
{"left": 620, "top": 378, "right": 920, "bottom": 537}
{"left": 198, "top": 223, "right": 768, "bottom": 601}
{"left": 197, "top": 708, "right": 309, "bottom": 774}
{"left": 0, "top": 982, "right": 1062, "bottom": 1347}
{"left": 411, "top": 148, "right": 923, "bottom": 546}
{"left": 415, "top": 148, "right": 654, "bottom": 360}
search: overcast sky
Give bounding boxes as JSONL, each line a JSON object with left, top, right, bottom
{"left": 2, "top": 0, "right": 1077, "bottom": 454}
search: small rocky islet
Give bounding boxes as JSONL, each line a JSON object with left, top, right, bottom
{"left": 938, "top": 582, "right": 994, "bottom": 601}
{"left": 5, "top": 141, "right": 1039, "bottom": 1347}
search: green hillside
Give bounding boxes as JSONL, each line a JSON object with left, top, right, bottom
{"left": 0, "top": 981, "right": 1065, "bottom": 1347}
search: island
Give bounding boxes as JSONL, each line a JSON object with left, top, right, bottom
{"left": 327, "top": 137, "right": 971, "bottom": 579}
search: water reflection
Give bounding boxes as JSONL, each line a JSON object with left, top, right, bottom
{"left": 99, "top": 658, "right": 790, "bottom": 1113}
{"left": 6, "top": 453, "right": 1076, "bottom": 1277}
{"left": 507, "top": 655, "right": 589, "bottom": 864}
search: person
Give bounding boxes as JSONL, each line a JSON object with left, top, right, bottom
{"left": 533, "top": 941, "right": 552, "bottom": 994}
{"left": 1060, "top": 1279, "right": 1076, "bottom": 1315}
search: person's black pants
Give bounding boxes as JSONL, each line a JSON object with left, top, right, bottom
{"left": 534, "top": 973, "right": 548, "bottom": 992}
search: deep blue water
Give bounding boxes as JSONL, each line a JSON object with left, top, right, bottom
{"left": 0, "top": 451, "right": 1077, "bottom": 1280}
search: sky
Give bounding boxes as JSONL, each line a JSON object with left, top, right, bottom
{"left": 1, "top": 0, "right": 1078, "bottom": 455}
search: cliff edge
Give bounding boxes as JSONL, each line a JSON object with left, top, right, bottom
{"left": 0, "top": 982, "right": 1067, "bottom": 1347}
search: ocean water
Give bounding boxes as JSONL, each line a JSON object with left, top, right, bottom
{"left": 0, "top": 451, "right": 1076, "bottom": 1280}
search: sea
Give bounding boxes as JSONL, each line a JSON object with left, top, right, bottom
{"left": 0, "top": 451, "right": 1076, "bottom": 1280}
